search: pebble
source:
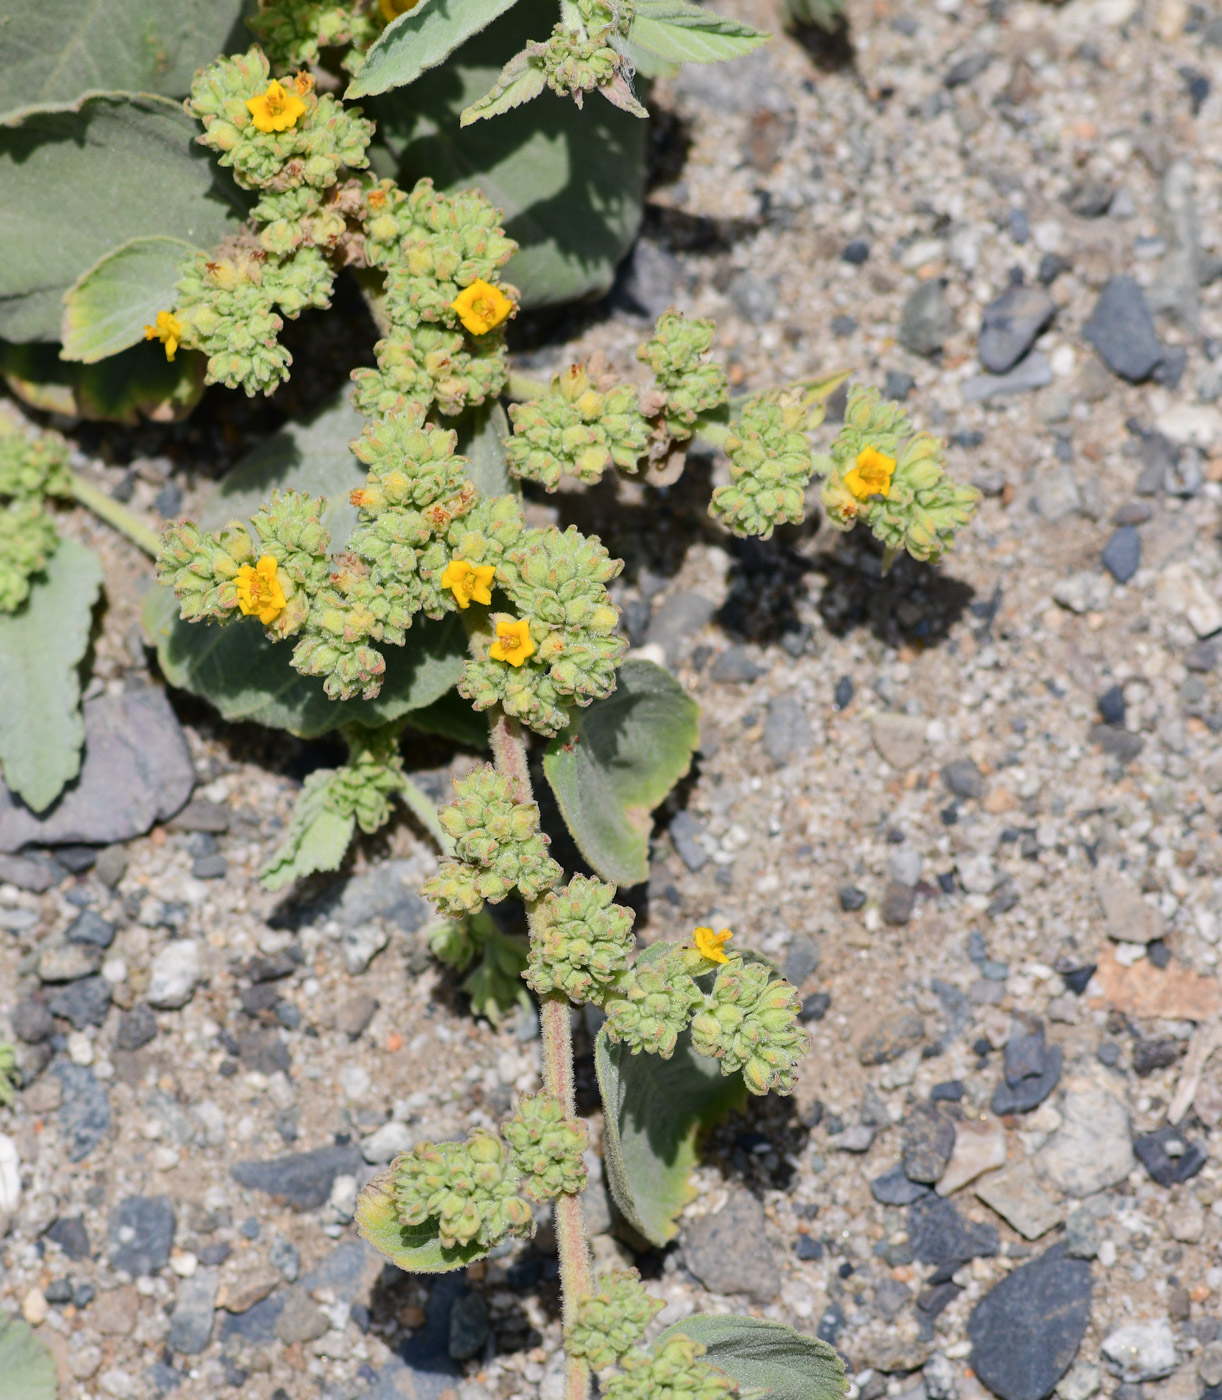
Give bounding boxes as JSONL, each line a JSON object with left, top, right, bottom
{"left": 49, "top": 975, "right": 113, "bottom": 1029}
{"left": 115, "top": 1004, "right": 158, "bottom": 1051}
{"left": 1101, "top": 1321, "right": 1178, "bottom": 1382}
{"left": 38, "top": 941, "right": 102, "bottom": 983}
{"left": 449, "top": 1291, "right": 491, "bottom": 1362}
{"left": 968, "top": 1244, "right": 1092, "bottom": 1400}
{"left": 839, "top": 885, "right": 867, "bottom": 911}
{"left": 230, "top": 1143, "right": 363, "bottom": 1210}
{"left": 979, "top": 287, "right": 1057, "bottom": 374}
{"left": 942, "top": 759, "right": 984, "bottom": 800}
{"left": 781, "top": 936, "right": 820, "bottom": 986}
{"left": 1199, "top": 1343, "right": 1222, "bottom": 1388}
{"left": 800, "top": 992, "right": 831, "bottom": 1022}
{"left": 644, "top": 591, "right": 717, "bottom": 661}
{"left": 54, "top": 1061, "right": 110, "bottom": 1161}
{"left": 991, "top": 1028, "right": 1063, "bottom": 1115}
{"left": 669, "top": 811, "right": 709, "bottom": 873}
{"left": 1156, "top": 560, "right": 1222, "bottom": 638}
{"left": 0, "top": 1134, "right": 19, "bottom": 1218}
{"left": 274, "top": 1288, "right": 329, "bottom": 1344}
{"left": 727, "top": 270, "right": 777, "bottom": 325}
{"left": 1133, "top": 1124, "right": 1207, "bottom": 1185}
{"left": 1058, "top": 1364, "right": 1101, "bottom": 1400}
{"left": 0, "top": 688, "right": 194, "bottom": 853}
{"left": 763, "top": 694, "right": 813, "bottom": 768}
{"left": 1097, "top": 686, "right": 1125, "bottom": 726}
{"left": 22, "top": 1287, "right": 48, "bottom": 1325}
{"left": 341, "top": 926, "right": 389, "bottom": 976}
{"left": 1063, "top": 1208, "right": 1099, "bottom": 1260}
{"left": 66, "top": 910, "right": 117, "bottom": 948}
{"left": 146, "top": 940, "right": 202, "bottom": 1010}
{"left": 1101, "top": 527, "right": 1141, "bottom": 584}
{"left": 1131, "top": 1036, "right": 1180, "bottom": 1077}
{"left": 361, "top": 1120, "right": 416, "bottom": 1165}
{"left": 12, "top": 998, "right": 54, "bottom": 1044}
{"left": 710, "top": 645, "right": 764, "bottom": 683}
{"left": 974, "top": 1162, "right": 1062, "bottom": 1240}
{"left": 883, "top": 882, "right": 917, "bottom": 925}
{"left": 858, "top": 1010, "right": 925, "bottom": 1066}
{"left": 872, "top": 712, "right": 927, "bottom": 770}
{"left": 167, "top": 1269, "right": 218, "bottom": 1355}
{"left": 1065, "top": 180, "right": 1114, "bottom": 218}
{"left": 907, "top": 1194, "right": 999, "bottom": 1269}
{"left": 1083, "top": 277, "right": 1165, "bottom": 382}
{"left": 0, "top": 852, "right": 59, "bottom": 892}
{"left": 1097, "top": 875, "right": 1162, "bottom": 944}
{"left": 1035, "top": 1086, "right": 1134, "bottom": 1197}
{"left": 46, "top": 1213, "right": 90, "bottom": 1260}
{"left": 872, "top": 1166, "right": 932, "bottom": 1206}
{"left": 218, "top": 1266, "right": 280, "bottom": 1314}
{"left": 903, "top": 1103, "right": 957, "bottom": 1184}
{"left": 900, "top": 280, "right": 954, "bottom": 357}
{"left": 936, "top": 1117, "right": 1008, "bottom": 1196}
{"left": 334, "top": 995, "right": 379, "bottom": 1040}
{"left": 961, "top": 352, "right": 1053, "bottom": 403}
{"left": 888, "top": 849, "right": 923, "bottom": 887}
{"left": 108, "top": 1196, "right": 176, "bottom": 1276}
{"left": 682, "top": 1189, "right": 781, "bottom": 1302}
{"left": 612, "top": 238, "right": 681, "bottom": 320}
{"left": 885, "top": 370, "right": 916, "bottom": 401}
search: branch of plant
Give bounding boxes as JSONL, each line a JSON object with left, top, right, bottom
{"left": 67, "top": 471, "right": 162, "bottom": 558}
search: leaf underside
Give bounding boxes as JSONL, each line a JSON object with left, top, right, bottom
{"left": 656, "top": 1314, "right": 849, "bottom": 1400}
{"left": 62, "top": 234, "right": 199, "bottom": 363}
{"left": 346, "top": 0, "right": 523, "bottom": 97}
{"left": 356, "top": 1164, "right": 490, "bottom": 1272}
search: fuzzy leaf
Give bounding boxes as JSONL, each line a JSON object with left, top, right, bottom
{"left": 259, "top": 770, "right": 358, "bottom": 892}
{"left": 629, "top": 0, "right": 770, "bottom": 64}
{"left": 0, "top": 1311, "right": 57, "bottom": 1400}
{"left": 460, "top": 58, "right": 547, "bottom": 126}
{"left": 656, "top": 1316, "right": 848, "bottom": 1400}
{"left": 0, "top": 93, "right": 247, "bottom": 344}
{"left": 62, "top": 235, "right": 198, "bottom": 363}
{"left": 0, "top": 336, "right": 205, "bottom": 424}
{"left": 346, "top": 0, "right": 523, "bottom": 97}
{"left": 596, "top": 1025, "right": 746, "bottom": 1246}
{"left": 0, "top": 0, "right": 248, "bottom": 118}
{"left": 455, "top": 399, "right": 512, "bottom": 498}
{"left": 356, "top": 1164, "right": 490, "bottom": 1272}
{"left": 544, "top": 658, "right": 699, "bottom": 886}
{"left": 0, "top": 538, "right": 102, "bottom": 813}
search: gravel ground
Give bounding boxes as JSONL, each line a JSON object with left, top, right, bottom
{"left": 4, "top": 2, "right": 1222, "bottom": 1400}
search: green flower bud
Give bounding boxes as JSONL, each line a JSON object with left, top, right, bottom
{"left": 525, "top": 875, "right": 636, "bottom": 1003}
{"left": 507, "top": 365, "right": 649, "bottom": 490}
{"left": 603, "top": 1335, "right": 739, "bottom": 1400}
{"left": 709, "top": 394, "right": 813, "bottom": 539}
{"left": 0, "top": 501, "right": 59, "bottom": 613}
{"left": 394, "top": 1130, "right": 534, "bottom": 1251}
{"left": 502, "top": 1092, "right": 589, "bottom": 1201}
{"left": 567, "top": 1269, "right": 665, "bottom": 1371}
{"left": 638, "top": 310, "right": 729, "bottom": 438}
{"left": 689, "top": 958, "right": 808, "bottom": 1095}
{"left": 248, "top": 0, "right": 378, "bottom": 71}
{"left": 602, "top": 947, "right": 703, "bottom": 1059}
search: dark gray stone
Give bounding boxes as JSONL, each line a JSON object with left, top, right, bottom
{"left": 612, "top": 239, "right": 682, "bottom": 321}
{"left": 54, "top": 1061, "right": 110, "bottom": 1161}
{"left": 871, "top": 1166, "right": 932, "bottom": 1206}
{"left": 448, "top": 1291, "right": 490, "bottom": 1361}
{"left": 903, "top": 1103, "right": 957, "bottom": 1184}
{"left": 12, "top": 998, "right": 54, "bottom": 1044}
{"left": 237, "top": 1028, "right": 290, "bottom": 1076}
{"left": 669, "top": 811, "right": 709, "bottom": 873}
{"left": 192, "top": 854, "right": 227, "bottom": 880}
{"left": 1131, "top": 1037, "right": 1181, "bottom": 1077}
{"left": 115, "top": 1004, "right": 158, "bottom": 1051}
{"left": 859, "top": 1010, "right": 925, "bottom": 1066}
{"left": 65, "top": 910, "right": 116, "bottom": 948}
{"left": 1133, "top": 1125, "right": 1207, "bottom": 1186}
{"left": 961, "top": 353, "right": 1053, "bottom": 402}
{"left": 1084, "top": 278, "right": 1164, "bottom": 383}
{"left": 1102, "top": 527, "right": 1141, "bottom": 583}
{"left": 900, "top": 280, "right": 954, "bottom": 357}
{"left": 45, "top": 1214, "right": 91, "bottom": 1261}
{"left": 979, "top": 287, "right": 1057, "bottom": 373}
{"left": 992, "top": 1039, "right": 1062, "bottom": 1115}
{"left": 782, "top": 936, "right": 820, "bottom": 987}
{"left": 645, "top": 591, "right": 718, "bottom": 662}
{"left": 884, "top": 370, "right": 916, "bottom": 401}
{"left": 710, "top": 646, "right": 764, "bottom": 683}
{"left": 942, "top": 759, "right": 984, "bottom": 800}
{"left": 1186, "top": 640, "right": 1219, "bottom": 672}
{"left": 109, "top": 1195, "right": 175, "bottom": 1276}
{"left": 1097, "top": 686, "right": 1126, "bottom": 726}
{"left": 883, "top": 881, "right": 917, "bottom": 925}
{"left": 168, "top": 1269, "right": 218, "bottom": 1355}
{"left": 0, "top": 853, "right": 58, "bottom": 892}
{"left": 48, "top": 976, "right": 112, "bottom": 1029}
{"left": 967, "top": 1244, "right": 1092, "bottom": 1400}
{"left": 764, "top": 695, "right": 813, "bottom": 769}
{"left": 299, "top": 1240, "right": 367, "bottom": 1299}
{"left": 0, "top": 688, "right": 194, "bottom": 853}
{"left": 1089, "top": 726, "right": 1144, "bottom": 762}
{"left": 875, "top": 1276, "right": 914, "bottom": 1322}
{"left": 945, "top": 52, "right": 991, "bottom": 86}
{"left": 800, "top": 992, "right": 831, "bottom": 1022}
{"left": 909, "top": 1195, "right": 1000, "bottom": 1269}
{"left": 231, "top": 1144, "right": 363, "bottom": 1210}
{"left": 682, "top": 1190, "right": 781, "bottom": 1303}
{"left": 727, "top": 270, "right": 777, "bottom": 325}
{"left": 1005, "top": 1028, "right": 1049, "bottom": 1083}
{"left": 219, "top": 1293, "right": 284, "bottom": 1345}
{"left": 168, "top": 797, "right": 230, "bottom": 834}
{"left": 839, "top": 885, "right": 867, "bottom": 911}
{"left": 1065, "top": 180, "right": 1114, "bottom": 218}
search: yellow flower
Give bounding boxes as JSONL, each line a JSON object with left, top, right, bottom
{"left": 441, "top": 558, "right": 495, "bottom": 610}
{"left": 245, "top": 80, "right": 307, "bottom": 134}
{"left": 843, "top": 445, "right": 896, "bottom": 501}
{"left": 451, "top": 279, "right": 514, "bottom": 336}
{"left": 143, "top": 310, "right": 183, "bottom": 361}
{"left": 693, "top": 926, "right": 733, "bottom": 964}
{"left": 379, "top": 0, "right": 421, "bottom": 17}
{"left": 489, "top": 617, "right": 536, "bottom": 667}
{"left": 234, "top": 555, "right": 287, "bottom": 625}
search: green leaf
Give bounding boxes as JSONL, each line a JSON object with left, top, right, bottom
{"left": 347, "top": 0, "right": 523, "bottom": 97}
{"left": 0, "top": 1311, "right": 57, "bottom": 1400}
{"left": 61, "top": 235, "right": 197, "bottom": 363}
{"left": 356, "top": 1164, "right": 490, "bottom": 1272}
{"left": 455, "top": 399, "right": 512, "bottom": 498}
{"left": 656, "top": 1316, "right": 848, "bottom": 1400}
{"left": 0, "top": 538, "right": 102, "bottom": 813}
{"left": 595, "top": 1026, "right": 745, "bottom": 1246}
{"left": 405, "top": 692, "right": 491, "bottom": 750}
{"left": 366, "top": 0, "right": 647, "bottom": 308}
{"left": 0, "top": 0, "right": 248, "bottom": 117}
{"left": 628, "top": 0, "right": 770, "bottom": 64}
{"left": 0, "top": 92, "right": 248, "bottom": 343}
{"left": 259, "top": 770, "right": 358, "bottom": 892}
{"left": 460, "top": 57, "right": 547, "bottom": 126}
{"left": 544, "top": 658, "right": 699, "bottom": 886}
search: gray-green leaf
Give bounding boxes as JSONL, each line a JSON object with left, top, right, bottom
{"left": 0, "top": 0, "right": 248, "bottom": 118}
{"left": 0, "top": 93, "right": 248, "bottom": 343}
{"left": 656, "top": 1315, "right": 848, "bottom": 1400}
{"left": 544, "top": 658, "right": 699, "bottom": 887}
{"left": 0, "top": 538, "right": 102, "bottom": 813}
{"left": 61, "top": 235, "right": 198, "bottom": 363}
{"left": 0, "top": 1311, "right": 57, "bottom": 1400}
{"left": 629, "top": 0, "right": 770, "bottom": 64}
{"left": 455, "top": 399, "right": 512, "bottom": 498}
{"left": 346, "top": 0, "right": 523, "bottom": 98}
{"left": 595, "top": 1025, "right": 745, "bottom": 1246}
{"left": 259, "top": 770, "right": 358, "bottom": 892}
{"left": 356, "top": 1164, "right": 490, "bottom": 1272}
{"left": 460, "top": 53, "right": 547, "bottom": 126}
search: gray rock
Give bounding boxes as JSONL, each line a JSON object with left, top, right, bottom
{"left": 0, "top": 852, "right": 59, "bottom": 892}
{"left": 883, "top": 882, "right": 917, "bottom": 925}
{"left": 274, "top": 1288, "right": 329, "bottom": 1344}
{"left": 342, "top": 925, "right": 389, "bottom": 976}
{"left": 94, "top": 845, "right": 128, "bottom": 888}
{"left": 888, "top": 849, "right": 923, "bottom": 887}
{"left": 168, "top": 797, "right": 229, "bottom": 834}
{"left": 270, "top": 1235, "right": 300, "bottom": 1283}
{"left": 908, "top": 1195, "right": 1000, "bottom": 1268}
{"left": 448, "top": 1291, "right": 490, "bottom": 1362}
{"left": 45, "top": 1214, "right": 90, "bottom": 1260}
{"left": 146, "top": 940, "right": 202, "bottom": 1010}
{"left": 1065, "top": 180, "right": 1113, "bottom": 218}
{"left": 873, "top": 712, "right": 927, "bottom": 770}
{"left": 1102, "top": 528, "right": 1141, "bottom": 583}
{"left": 968, "top": 1245, "right": 1092, "bottom": 1400}
{"left": 992, "top": 1031, "right": 1062, "bottom": 1115}
{"left": 727, "top": 271, "right": 777, "bottom": 325}
{"left": 168, "top": 1269, "right": 218, "bottom": 1355}
{"left": 682, "top": 1190, "right": 781, "bottom": 1303}
{"left": 335, "top": 995, "right": 379, "bottom": 1040}
{"left": 54, "top": 1061, "right": 110, "bottom": 1161}
{"left": 329, "top": 860, "right": 429, "bottom": 933}
{"left": 108, "top": 1196, "right": 175, "bottom": 1276}
{"left": 612, "top": 239, "right": 682, "bottom": 321}
{"left": 115, "top": 1004, "right": 157, "bottom": 1051}
{"left": 48, "top": 976, "right": 112, "bottom": 1029}
{"left": 710, "top": 646, "right": 764, "bottom": 683}
{"left": 361, "top": 1120, "right": 416, "bottom": 1165}
{"left": 903, "top": 1103, "right": 956, "bottom": 1184}
{"left": 645, "top": 592, "right": 718, "bottom": 662}
{"left": 1156, "top": 160, "right": 1201, "bottom": 330}
{"left": 38, "top": 942, "right": 102, "bottom": 983}
{"left": 219, "top": 1293, "right": 284, "bottom": 1345}
{"left": 231, "top": 1144, "right": 363, "bottom": 1211}
{"left": 1062, "top": 1208, "right": 1099, "bottom": 1260}
{"left": 979, "top": 287, "right": 1057, "bottom": 373}
{"left": 829, "top": 1124, "right": 876, "bottom": 1152}
{"left": 900, "top": 280, "right": 954, "bottom": 357}
{"left": 1133, "top": 1124, "right": 1207, "bottom": 1186}
{"left": 871, "top": 1166, "right": 931, "bottom": 1206}
{"left": 1035, "top": 465, "right": 1083, "bottom": 523}
{"left": 859, "top": 1010, "right": 925, "bottom": 1066}
{"left": 298, "top": 1240, "right": 368, "bottom": 1299}
{"left": 942, "top": 759, "right": 984, "bottom": 800}
{"left": 12, "top": 998, "right": 54, "bottom": 1044}
{"left": 1101, "top": 1321, "right": 1177, "bottom": 1382}
{"left": 961, "top": 352, "right": 1053, "bottom": 403}
{"left": 0, "top": 688, "right": 194, "bottom": 853}
{"left": 875, "top": 1276, "right": 914, "bottom": 1322}
{"left": 1036, "top": 1087, "right": 1133, "bottom": 1196}
{"left": 764, "top": 695, "right": 813, "bottom": 768}
{"left": 945, "top": 52, "right": 991, "bottom": 86}
{"left": 669, "top": 811, "right": 709, "bottom": 873}
{"left": 781, "top": 936, "right": 820, "bottom": 986}
{"left": 65, "top": 910, "right": 116, "bottom": 949}
{"left": 974, "top": 1162, "right": 1062, "bottom": 1240}
{"left": 1097, "top": 876, "right": 1161, "bottom": 944}
{"left": 1084, "top": 278, "right": 1164, "bottom": 382}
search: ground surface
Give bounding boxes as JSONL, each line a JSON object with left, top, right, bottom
{"left": 4, "top": 2, "right": 1222, "bottom": 1400}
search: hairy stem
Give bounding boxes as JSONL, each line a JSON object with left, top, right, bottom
{"left": 67, "top": 471, "right": 162, "bottom": 558}
{"left": 488, "top": 706, "right": 592, "bottom": 1400}
{"left": 506, "top": 370, "right": 550, "bottom": 402}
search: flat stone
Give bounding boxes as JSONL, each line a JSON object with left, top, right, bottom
{"left": 218, "top": 1293, "right": 284, "bottom": 1346}
{"left": 968, "top": 1244, "right": 1092, "bottom": 1400}
{"left": 1102, "top": 527, "right": 1142, "bottom": 583}
{"left": 781, "top": 936, "right": 820, "bottom": 987}
{"left": 975, "top": 1162, "right": 1063, "bottom": 1240}
{"left": 0, "top": 688, "right": 194, "bottom": 853}
{"left": 12, "top": 998, "right": 54, "bottom": 1044}
{"left": 682, "top": 1189, "right": 781, "bottom": 1303}
{"left": 871, "top": 1166, "right": 932, "bottom": 1206}
{"left": 882, "top": 881, "right": 917, "bottom": 925}
{"left": 900, "top": 279, "right": 954, "bottom": 357}
{"left": 1133, "top": 1124, "right": 1208, "bottom": 1185}
{"left": 992, "top": 1042, "right": 1063, "bottom": 1115}
{"left": 937, "top": 1117, "right": 1008, "bottom": 1196}
{"left": 859, "top": 1010, "right": 925, "bottom": 1066}
{"left": 48, "top": 976, "right": 112, "bottom": 1029}
{"left": 311, "top": 858, "right": 430, "bottom": 935}
{"left": 38, "top": 942, "right": 102, "bottom": 983}
{"left": 903, "top": 1103, "right": 957, "bottom": 1184}
{"left": 645, "top": 591, "right": 718, "bottom": 662}
{"left": 1036, "top": 1086, "right": 1133, "bottom": 1197}
{"left": 829, "top": 1124, "right": 876, "bottom": 1152}
{"left": 872, "top": 713, "right": 927, "bottom": 770}
{"left": 1157, "top": 561, "right": 1222, "bottom": 638}
{"left": 335, "top": 995, "right": 379, "bottom": 1040}
{"left": 92, "top": 1285, "right": 139, "bottom": 1335}
{"left": 908, "top": 1194, "right": 1000, "bottom": 1268}
{"left": 146, "top": 940, "right": 202, "bottom": 1010}
{"left": 231, "top": 1143, "right": 363, "bottom": 1211}
{"left": 46, "top": 1214, "right": 90, "bottom": 1261}
{"left": 218, "top": 1267, "right": 279, "bottom": 1314}
{"left": 54, "top": 1061, "right": 110, "bottom": 1161}
{"left": 710, "top": 646, "right": 764, "bottom": 683}
{"left": 167, "top": 1269, "right": 218, "bottom": 1355}
{"left": 274, "top": 1287, "right": 329, "bottom": 1344}
{"left": 979, "top": 287, "right": 1057, "bottom": 373}
{"left": 728, "top": 270, "right": 777, "bottom": 325}
{"left": 1057, "top": 1363, "right": 1101, "bottom": 1400}
{"left": 108, "top": 1196, "right": 175, "bottom": 1276}
{"left": 114, "top": 1004, "right": 157, "bottom": 1051}
{"left": 763, "top": 694, "right": 813, "bottom": 768}
{"left": 65, "top": 910, "right": 116, "bottom": 949}
{"left": 1097, "top": 875, "right": 1162, "bottom": 944}
{"left": 669, "top": 810, "right": 709, "bottom": 872}
{"left": 961, "top": 352, "right": 1053, "bottom": 403}
{"left": 237, "top": 1028, "right": 290, "bottom": 1075}
{"left": 1084, "top": 277, "right": 1164, "bottom": 382}
{"left": 361, "top": 1120, "right": 416, "bottom": 1165}
{"left": 167, "top": 798, "right": 229, "bottom": 834}
{"left": 448, "top": 1291, "right": 490, "bottom": 1362}
{"left": 0, "top": 853, "right": 59, "bottom": 892}
{"left": 1101, "top": 1321, "right": 1178, "bottom": 1382}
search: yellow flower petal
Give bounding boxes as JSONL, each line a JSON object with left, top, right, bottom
{"left": 143, "top": 310, "right": 183, "bottom": 362}
{"left": 844, "top": 444, "right": 896, "bottom": 501}
{"left": 488, "top": 617, "right": 535, "bottom": 667}
{"left": 246, "top": 80, "right": 308, "bottom": 134}
{"left": 235, "top": 555, "right": 287, "bottom": 625}
{"left": 451, "top": 278, "right": 514, "bottom": 336}
{"left": 442, "top": 559, "right": 496, "bottom": 610}
{"left": 693, "top": 926, "right": 733, "bottom": 964}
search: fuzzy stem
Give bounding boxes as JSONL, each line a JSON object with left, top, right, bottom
{"left": 67, "top": 472, "right": 162, "bottom": 558}
{"left": 506, "top": 370, "right": 551, "bottom": 402}
{"left": 691, "top": 415, "right": 732, "bottom": 452}
{"left": 487, "top": 706, "right": 592, "bottom": 1400}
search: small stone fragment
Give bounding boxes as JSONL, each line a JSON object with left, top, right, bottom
{"left": 903, "top": 1103, "right": 957, "bottom": 1184}
{"left": 1101, "top": 1321, "right": 1178, "bottom": 1383}
{"left": 334, "top": 995, "right": 379, "bottom": 1040}
{"left": 1084, "top": 277, "right": 1165, "bottom": 383}
{"left": 858, "top": 1010, "right": 925, "bottom": 1066}
{"left": 682, "top": 1189, "right": 781, "bottom": 1303}
{"left": 936, "top": 1117, "right": 1008, "bottom": 1196}
{"left": 942, "top": 759, "right": 984, "bottom": 800}
{"left": 975, "top": 1162, "right": 1062, "bottom": 1240}
{"left": 871, "top": 1166, "right": 932, "bottom": 1206}
{"left": 900, "top": 279, "right": 954, "bottom": 357}
{"left": 979, "top": 286, "right": 1057, "bottom": 374}
{"left": 764, "top": 694, "right": 813, "bottom": 768}
{"left": 1102, "top": 528, "right": 1142, "bottom": 584}
{"left": 146, "top": 940, "right": 202, "bottom": 1010}
{"left": 108, "top": 1196, "right": 176, "bottom": 1277}
{"left": 230, "top": 1144, "right": 363, "bottom": 1211}
{"left": 1036, "top": 1088, "right": 1134, "bottom": 1197}
{"left": 1133, "top": 1124, "right": 1208, "bottom": 1185}
{"left": 1097, "top": 874, "right": 1162, "bottom": 944}
{"left": 908, "top": 1194, "right": 1000, "bottom": 1268}
{"left": 872, "top": 713, "right": 927, "bottom": 770}
{"left": 167, "top": 1269, "right": 218, "bottom": 1355}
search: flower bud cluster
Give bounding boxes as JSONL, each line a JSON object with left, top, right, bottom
{"left": 689, "top": 958, "right": 809, "bottom": 1095}
{"left": 248, "top": 0, "right": 378, "bottom": 71}
{"left": 394, "top": 1130, "right": 534, "bottom": 1251}
{"left": 0, "top": 430, "right": 71, "bottom": 613}
{"left": 525, "top": 875, "right": 635, "bottom": 1003}
{"left": 535, "top": 25, "right": 622, "bottom": 101}
{"left": 507, "top": 365, "right": 650, "bottom": 491}
{"left": 604, "top": 1335, "right": 739, "bottom": 1400}
{"left": 502, "top": 1092, "right": 589, "bottom": 1201}
{"left": 351, "top": 324, "right": 510, "bottom": 420}
{"left": 566, "top": 1269, "right": 665, "bottom": 1371}
{"left": 637, "top": 310, "right": 729, "bottom": 440}
{"left": 423, "top": 765, "right": 562, "bottom": 916}
{"left": 708, "top": 393, "right": 813, "bottom": 539}
{"left": 602, "top": 946, "right": 704, "bottom": 1059}
{"left": 460, "top": 525, "right": 625, "bottom": 737}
